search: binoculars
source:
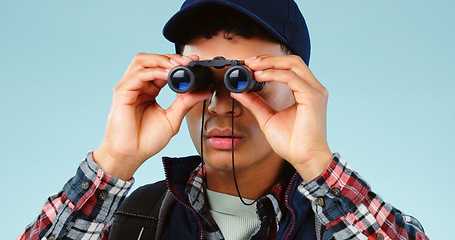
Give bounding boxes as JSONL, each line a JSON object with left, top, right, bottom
{"left": 167, "top": 57, "right": 265, "bottom": 93}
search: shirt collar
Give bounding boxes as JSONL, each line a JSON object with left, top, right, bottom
{"left": 185, "top": 162, "right": 295, "bottom": 240}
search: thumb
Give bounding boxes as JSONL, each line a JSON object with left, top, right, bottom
{"left": 165, "top": 91, "right": 211, "bottom": 134}
{"left": 231, "top": 92, "right": 276, "bottom": 131}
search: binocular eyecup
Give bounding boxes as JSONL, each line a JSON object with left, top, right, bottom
{"left": 167, "top": 57, "right": 265, "bottom": 93}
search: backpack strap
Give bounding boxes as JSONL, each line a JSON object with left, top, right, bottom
{"left": 109, "top": 180, "right": 175, "bottom": 240}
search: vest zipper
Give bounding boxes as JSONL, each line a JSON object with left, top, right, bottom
{"left": 163, "top": 160, "right": 205, "bottom": 240}
{"left": 283, "top": 172, "right": 299, "bottom": 240}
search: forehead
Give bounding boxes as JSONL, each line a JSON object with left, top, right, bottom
{"left": 182, "top": 33, "right": 285, "bottom": 60}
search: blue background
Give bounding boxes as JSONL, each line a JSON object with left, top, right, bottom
{"left": 1, "top": 1, "right": 453, "bottom": 239}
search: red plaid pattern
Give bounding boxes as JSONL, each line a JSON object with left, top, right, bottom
{"left": 299, "top": 153, "right": 428, "bottom": 240}
{"left": 18, "top": 153, "right": 133, "bottom": 240}
{"left": 18, "top": 153, "right": 428, "bottom": 239}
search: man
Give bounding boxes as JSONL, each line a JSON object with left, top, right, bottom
{"left": 19, "top": 0, "right": 428, "bottom": 239}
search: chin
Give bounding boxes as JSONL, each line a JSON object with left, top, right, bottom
{"left": 203, "top": 150, "right": 259, "bottom": 173}
{"left": 203, "top": 151, "right": 234, "bottom": 170}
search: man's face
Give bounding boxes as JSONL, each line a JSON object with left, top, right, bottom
{"left": 183, "top": 32, "right": 295, "bottom": 176}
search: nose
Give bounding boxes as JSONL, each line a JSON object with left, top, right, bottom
{"left": 207, "top": 86, "right": 242, "bottom": 116}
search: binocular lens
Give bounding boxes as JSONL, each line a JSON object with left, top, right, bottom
{"left": 172, "top": 69, "right": 191, "bottom": 90}
{"left": 226, "top": 68, "right": 248, "bottom": 91}
{"left": 225, "top": 66, "right": 264, "bottom": 93}
{"left": 168, "top": 66, "right": 197, "bottom": 93}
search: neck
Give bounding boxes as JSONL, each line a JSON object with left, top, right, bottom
{"left": 205, "top": 159, "right": 284, "bottom": 200}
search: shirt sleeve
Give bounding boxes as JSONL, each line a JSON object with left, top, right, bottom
{"left": 17, "top": 152, "right": 134, "bottom": 240}
{"left": 298, "top": 153, "right": 428, "bottom": 240}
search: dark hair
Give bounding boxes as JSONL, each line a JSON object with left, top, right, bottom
{"left": 176, "top": 4, "right": 293, "bottom": 55}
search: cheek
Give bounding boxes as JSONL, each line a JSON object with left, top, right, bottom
{"left": 186, "top": 107, "right": 200, "bottom": 125}
{"left": 261, "top": 83, "right": 294, "bottom": 110}
{"left": 240, "top": 108, "right": 268, "bottom": 142}
{"left": 186, "top": 104, "right": 204, "bottom": 145}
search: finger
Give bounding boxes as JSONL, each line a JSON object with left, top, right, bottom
{"left": 113, "top": 69, "right": 169, "bottom": 106}
{"left": 119, "top": 53, "right": 198, "bottom": 89}
{"left": 245, "top": 55, "right": 325, "bottom": 92}
{"left": 164, "top": 54, "right": 200, "bottom": 63}
{"left": 185, "top": 55, "right": 200, "bottom": 61}
{"left": 136, "top": 80, "right": 168, "bottom": 100}
{"left": 127, "top": 53, "right": 176, "bottom": 72}
{"left": 230, "top": 92, "right": 276, "bottom": 131}
{"left": 255, "top": 69, "right": 328, "bottom": 107}
{"left": 165, "top": 91, "right": 211, "bottom": 134}
{"left": 135, "top": 53, "right": 181, "bottom": 69}
{"left": 119, "top": 54, "right": 192, "bottom": 87}
{"left": 163, "top": 54, "right": 197, "bottom": 68}
{"left": 116, "top": 68, "right": 169, "bottom": 93}
{"left": 254, "top": 69, "right": 312, "bottom": 94}
{"left": 135, "top": 93, "right": 159, "bottom": 109}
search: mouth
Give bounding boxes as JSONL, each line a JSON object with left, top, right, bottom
{"left": 206, "top": 129, "right": 243, "bottom": 150}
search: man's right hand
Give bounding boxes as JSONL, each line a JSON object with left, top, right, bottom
{"left": 93, "top": 53, "right": 210, "bottom": 180}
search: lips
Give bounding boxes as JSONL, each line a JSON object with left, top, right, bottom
{"left": 207, "top": 128, "right": 241, "bottom": 138}
{"left": 206, "top": 128, "right": 243, "bottom": 150}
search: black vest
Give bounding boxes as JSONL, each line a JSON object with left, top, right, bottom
{"left": 108, "top": 181, "right": 172, "bottom": 240}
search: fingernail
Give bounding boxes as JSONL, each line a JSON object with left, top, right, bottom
{"left": 164, "top": 69, "right": 170, "bottom": 72}
{"left": 255, "top": 71, "right": 263, "bottom": 75}
{"left": 246, "top": 56, "right": 261, "bottom": 63}
{"left": 170, "top": 58, "right": 179, "bottom": 66}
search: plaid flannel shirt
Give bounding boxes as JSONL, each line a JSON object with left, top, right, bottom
{"left": 18, "top": 153, "right": 134, "bottom": 240}
{"left": 299, "top": 154, "right": 428, "bottom": 240}
{"left": 18, "top": 153, "right": 428, "bottom": 240}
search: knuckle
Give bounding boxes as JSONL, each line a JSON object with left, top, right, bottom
{"left": 132, "top": 53, "right": 146, "bottom": 65}
{"left": 290, "top": 70, "right": 299, "bottom": 78}
{"left": 135, "top": 69, "right": 147, "bottom": 79}
{"left": 135, "top": 52, "right": 146, "bottom": 59}
{"left": 313, "top": 89, "right": 328, "bottom": 105}
{"left": 290, "top": 55, "right": 302, "bottom": 61}
{"left": 290, "top": 55, "right": 304, "bottom": 64}
{"left": 321, "top": 87, "right": 329, "bottom": 99}
{"left": 112, "top": 85, "right": 120, "bottom": 95}
{"left": 281, "top": 71, "right": 295, "bottom": 81}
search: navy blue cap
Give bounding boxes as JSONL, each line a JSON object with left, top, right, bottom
{"left": 163, "top": 0, "right": 311, "bottom": 65}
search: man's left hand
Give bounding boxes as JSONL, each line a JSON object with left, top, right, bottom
{"left": 232, "top": 55, "right": 333, "bottom": 182}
